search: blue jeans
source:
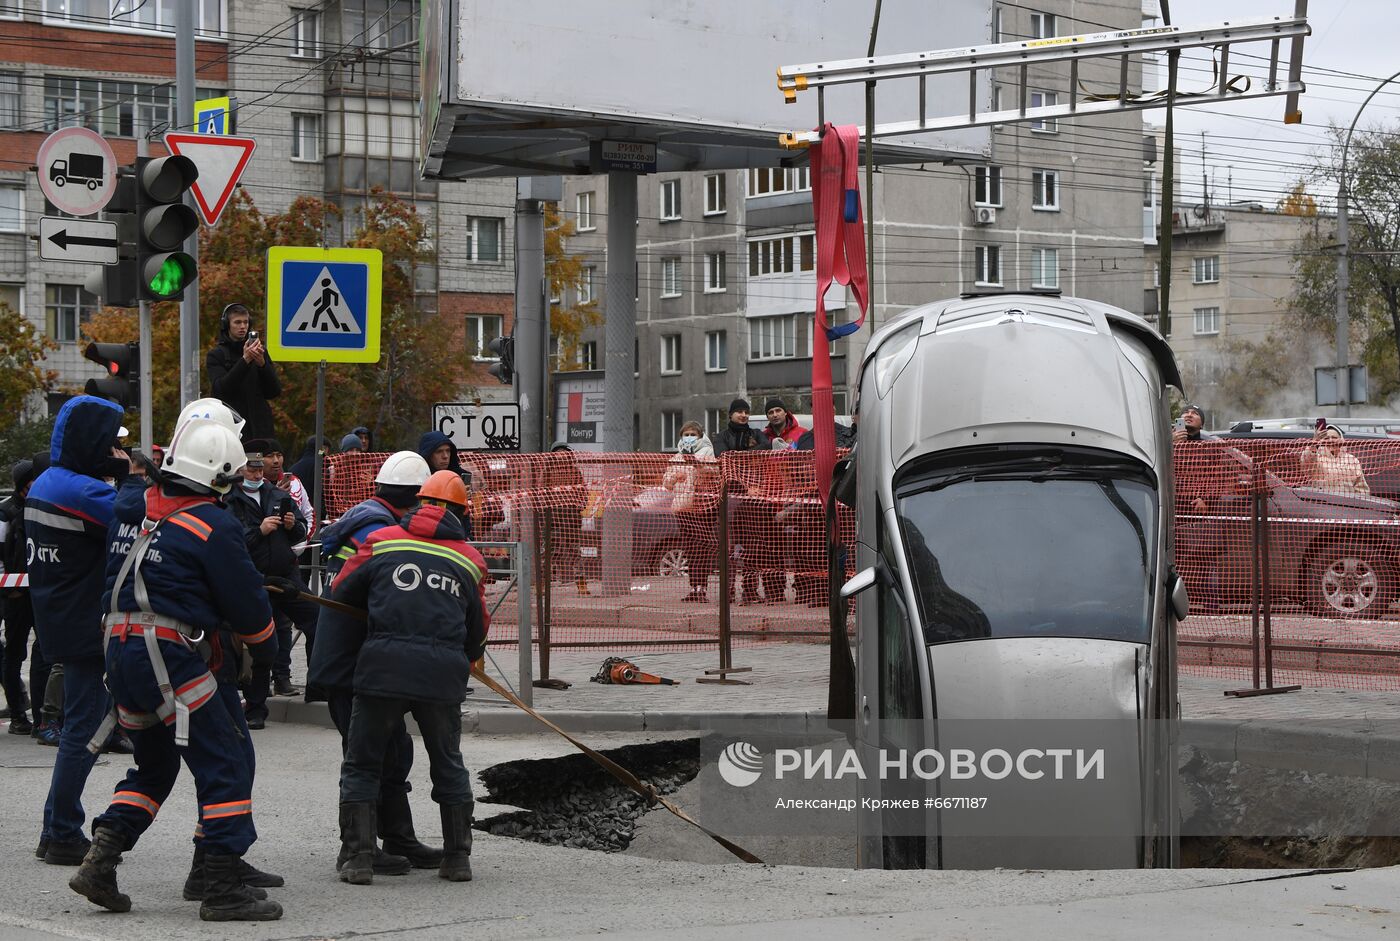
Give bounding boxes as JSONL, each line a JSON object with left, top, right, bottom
{"left": 42, "top": 656, "right": 110, "bottom": 844}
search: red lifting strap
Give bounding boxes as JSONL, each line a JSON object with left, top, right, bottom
{"left": 810, "top": 123, "right": 869, "bottom": 504}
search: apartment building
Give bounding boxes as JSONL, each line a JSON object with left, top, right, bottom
{"left": 0, "top": 0, "right": 515, "bottom": 414}
{"left": 562, "top": 0, "right": 1151, "bottom": 451}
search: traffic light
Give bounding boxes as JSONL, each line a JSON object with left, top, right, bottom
{"left": 134, "top": 154, "right": 199, "bottom": 301}
{"left": 83, "top": 341, "right": 139, "bottom": 407}
{"left": 487, "top": 335, "right": 514, "bottom": 385}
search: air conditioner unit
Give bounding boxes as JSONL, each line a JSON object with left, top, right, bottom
{"left": 973, "top": 206, "right": 997, "bottom": 226}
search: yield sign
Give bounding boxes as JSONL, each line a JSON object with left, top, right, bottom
{"left": 162, "top": 132, "right": 256, "bottom": 225}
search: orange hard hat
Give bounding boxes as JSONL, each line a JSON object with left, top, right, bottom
{"left": 419, "top": 470, "right": 468, "bottom": 508}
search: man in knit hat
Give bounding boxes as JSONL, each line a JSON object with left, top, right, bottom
{"left": 762, "top": 398, "right": 806, "bottom": 449}
{"left": 711, "top": 398, "right": 764, "bottom": 456}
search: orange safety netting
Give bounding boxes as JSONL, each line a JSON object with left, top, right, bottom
{"left": 1175, "top": 433, "right": 1400, "bottom": 691}
{"left": 323, "top": 436, "right": 1400, "bottom": 691}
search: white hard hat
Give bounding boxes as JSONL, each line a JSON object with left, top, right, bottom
{"left": 163, "top": 418, "right": 246, "bottom": 494}
{"left": 375, "top": 450, "right": 431, "bottom": 487}
{"left": 174, "top": 397, "right": 246, "bottom": 436}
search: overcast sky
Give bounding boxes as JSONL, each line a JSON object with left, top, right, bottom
{"left": 1145, "top": 0, "right": 1397, "bottom": 208}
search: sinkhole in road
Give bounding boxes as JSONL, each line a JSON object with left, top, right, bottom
{"left": 475, "top": 738, "right": 701, "bottom": 852}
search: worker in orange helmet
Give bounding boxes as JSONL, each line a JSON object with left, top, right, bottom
{"left": 331, "top": 470, "right": 489, "bottom": 885}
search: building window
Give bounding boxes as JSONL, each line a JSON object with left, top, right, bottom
{"left": 465, "top": 217, "right": 503, "bottom": 262}
{"left": 661, "top": 411, "right": 684, "bottom": 449}
{"left": 1030, "top": 247, "right": 1059, "bottom": 289}
{"left": 705, "top": 408, "right": 726, "bottom": 437}
{"left": 44, "top": 0, "right": 225, "bottom": 36}
{"left": 465, "top": 314, "right": 503, "bottom": 360}
{"left": 579, "top": 266, "right": 595, "bottom": 305}
{"left": 44, "top": 77, "right": 175, "bottom": 137}
{"left": 0, "top": 186, "right": 22, "bottom": 232}
{"left": 974, "top": 165, "right": 1002, "bottom": 206}
{"left": 1030, "top": 90, "right": 1058, "bottom": 132}
{"left": 660, "top": 256, "right": 682, "bottom": 297}
{"left": 291, "top": 113, "right": 320, "bottom": 161}
{"left": 0, "top": 72, "right": 19, "bottom": 128}
{"left": 1031, "top": 168, "right": 1059, "bottom": 210}
{"left": 45, "top": 284, "right": 98, "bottom": 344}
{"left": 705, "top": 330, "right": 727, "bottom": 372}
{"left": 704, "top": 251, "right": 727, "bottom": 292}
{"left": 975, "top": 245, "right": 1002, "bottom": 286}
{"left": 750, "top": 314, "right": 796, "bottom": 360}
{"left": 577, "top": 340, "right": 597, "bottom": 371}
{"left": 660, "top": 180, "right": 681, "bottom": 221}
{"left": 1030, "top": 11, "right": 1056, "bottom": 38}
{"left": 1193, "top": 306, "right": 1221, "bottom": 336}
{"left": 576, "top": 191, "right": 594, "bottom": 231}
{"left": 291, "top": 8, "right": 321, "bottom": 58}
{"left": 746, "top": 166, "right": 810, "bottom": 197}
{"left": 748, "top": 233, "right": 815, "bottom": 277}
{"left": 1193, "top": 255, "right": 1220, "bottom": 284}
{"left": 704, "top": 173, "right": 726, "bottom": 215}
{"left": 660, "top": 334, "right": 682, "bottom": 374}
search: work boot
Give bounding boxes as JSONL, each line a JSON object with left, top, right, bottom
{"left": 438, "top": 803, "right": 474, "bottom": 882}
{"left": 182, "top": 845, "right": 269, "bottom": 901}
{"left": 336, "top": 844, "right": 411, "bottom": 876}
{"left": 8, "top": 715, "right": 33, "bottom": 735}
{"left": 199, "top": 853, "right": 282, "bottom": 922}
{"left": 338, "top": 802, "right": 376, "bottom": 885}
{"left": 44, "top": 836, "right": 92, "bottom": 866}
{"left": 236, "top": 857, "right": 284, "bottom": 888}
{"left": 68, "top": 826, "right": 131, "bottom": 913}
{"left": 379, "top": 790, "right": 443, "bottom": 869}
{"left": 273, "top": 677, "right": 301, "bottom": 697}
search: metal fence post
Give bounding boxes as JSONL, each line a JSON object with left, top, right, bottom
{"left": 701, "top": 475, "right": 751, "bottom": 684}
{"left": 517, "top": 541, "right": 534, "bottom": 707}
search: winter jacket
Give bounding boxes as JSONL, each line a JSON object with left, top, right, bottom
{"left": 222, "top": 481, "right": 308, "bottom": 577}
{"left": 332, "top": 505, "right": 488, "bottom": 704}
{"left": 307, "top": 496, "right": 406, "bottom": 695}
{"left": 102, "top": 486, "right": 276, "bottom": 670}
{"left": 205, "top": 324, "right": 281, "bottom": 441}
{"left": 24, "top": 395, "right": 128, "bottom": 662}
{"left": 662, "top": 436, "right": 717, "bottom": 512}
{"left": 763, "top": 414, "right": 806, "bottom": 446}
{"left": 795, "top": 423, "right": 857, "bottom": 451}
{"left": 711, "top": 421, "right": 765, "bottom": 457}
{"left": 416, "top": 430, "right": 474, "bottom": 539}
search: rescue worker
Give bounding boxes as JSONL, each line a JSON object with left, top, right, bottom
{"left": 25, "top": 395, "right": 130, "bottom": 865}
{"left": 332, "top": 470, "right": 488, "bottom": 885}
{"left": 307, "top": 450, "right": 442, "bottom": 874}
{"left": 68, "top": 417, "right": 283, "bottom": 922}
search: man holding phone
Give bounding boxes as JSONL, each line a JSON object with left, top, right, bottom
{"left": 223, "top": 452, "right": 314, "bottom": 725}
{"left": 206, "top": 304, "right": 281, "bottom": 442}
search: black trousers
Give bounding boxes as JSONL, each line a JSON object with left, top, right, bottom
{"left": 3, "top": 593, "right": 48, "bottom": 725}
{"left": 340, "top": 695, "right": 472, "bottom": 807}
{"left": 327, "top": 690, "right": 416, "bottom": 801}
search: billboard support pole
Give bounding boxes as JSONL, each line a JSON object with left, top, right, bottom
{"left": 176, "top": 0, "right": 199, "bottom": 408}
{"left": 515, "top": 179, "right": 552, "bottom": 453}
{"left": 601, "top": 171, "right": 637, "bottom": 597}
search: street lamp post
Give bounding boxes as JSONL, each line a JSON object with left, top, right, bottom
{"left": 1335, "top": 68, "right": 1400, "bottom": 418}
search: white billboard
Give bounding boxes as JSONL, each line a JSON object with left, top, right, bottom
{"left": 421, "top": 0, "right": 992, "bottom": 178}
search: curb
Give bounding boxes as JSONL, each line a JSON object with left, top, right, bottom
{"left": 272, "top": 700, "right": 1400, "bottom": 784}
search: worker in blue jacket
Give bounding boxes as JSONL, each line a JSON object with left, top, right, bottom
{"left": 24, "top": 395, "right": 133, "bottom": 866}
{"left": 67, "top": 417, "right": 283, "bottom": 922}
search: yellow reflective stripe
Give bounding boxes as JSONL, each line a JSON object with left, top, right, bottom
{"left": 370, "top": 539, "right": 483, "bottom": 581}
{"left": 334, "top": 545, "right": 356, "bottom": 560}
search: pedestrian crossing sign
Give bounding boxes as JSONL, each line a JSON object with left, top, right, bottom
{"left": 265, "top": 246, "right": 382, "bottom": 363}
{"left": 193, "top": 96, "right": 232, "bottom": 135}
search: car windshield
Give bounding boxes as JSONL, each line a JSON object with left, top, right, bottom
{"left": 896, "top": 452, "right": 1158, "bottom": 646}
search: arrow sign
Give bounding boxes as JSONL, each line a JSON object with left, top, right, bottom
{"left": 38, "top": 216, "right": 119, "bottom": 264}
{"left": 162, "top": 132, "right": 256, "bottom": 226}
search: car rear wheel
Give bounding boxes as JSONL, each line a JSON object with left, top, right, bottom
{"left": 1307, "top": 545, "right": 1394, "bottom": 618}
{"left": 653, "top": 544, "right": 689, "bottom": 578}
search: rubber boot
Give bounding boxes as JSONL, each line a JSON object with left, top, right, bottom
{"left": 68, "top": 826, "right": 131, "bottom": 913}
{"left": 183, "top": 845, "right": 268, "bottom": 901}
{"left": 338, "top": 802, "right": 376, "bottom": 885}
{"left": 438, "top": 803, "right": 474, "bottom": 882}
{"left": 199, "top": 853, "right": 283, "bottom": 922}
{"left": 379, "top": 789, "right": 443, "bottom": 869}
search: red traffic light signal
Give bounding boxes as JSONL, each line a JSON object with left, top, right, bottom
{"left": 83, "top": 341, "right": 139, "bottom": 407}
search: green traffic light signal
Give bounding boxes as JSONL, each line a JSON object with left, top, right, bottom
{"left": 149, "top": 255, "right": 193, "bottom": 297}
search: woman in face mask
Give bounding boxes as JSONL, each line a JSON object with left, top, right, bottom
{"left": 662, "top": 422, "right": 717, "bottom": 602}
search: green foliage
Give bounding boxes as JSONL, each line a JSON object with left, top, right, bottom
{"left": 545, "top": 203, "right": 600, "bottom": 368}
{"left": 0, "top": 414, "right": 55, "bottom": 481}
{"left": 0, "top": 301, "right": 58, "bottom": 436}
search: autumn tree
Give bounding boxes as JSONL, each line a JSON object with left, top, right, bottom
{"left": 84, "top": 189, "right": 464, "bottom": 449}
{"left": 1288, "top": 124, "right": 1400, "bottom": 401}
{"left": 545, "top": 202, "right": 600, "bottom": 369}
{"left": 0, "top": 301, "right": 58, "bottom": 435}
{"left": 1278, "top": 181, "right": 1318, "bottom": 217}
